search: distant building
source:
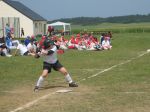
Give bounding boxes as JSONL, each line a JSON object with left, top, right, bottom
{"left": 0, "top": 0, "right": 47, "bottom": 38}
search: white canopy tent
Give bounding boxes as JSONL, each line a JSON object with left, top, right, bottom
{"left": 47, "top": 21, "right": 71, "bottom": 35}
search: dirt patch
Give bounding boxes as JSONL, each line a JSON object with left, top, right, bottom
{"left": 1, "top": 84, "right": 150, "bottom": 112}
{"left": 0, "top": 83, "right": 69, "bottom": 112}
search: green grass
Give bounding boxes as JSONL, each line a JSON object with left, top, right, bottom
{"left": 72, "top": 22, "right": 150, "bottom": 33}
{"left": 0, "top": 32, "right": 150, "bottom": 112}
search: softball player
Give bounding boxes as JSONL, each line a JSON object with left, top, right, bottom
{"left": 34, "top": 39, "right": 78, "bottom": 91}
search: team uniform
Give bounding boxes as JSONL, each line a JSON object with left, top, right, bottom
{"left": 34, "top": 39, "right": 78, "bottom": 91}
{"left": 16, "top": 43, "right": 29, "bottom": 56}
{"left": 41, "top": 45, "right": 63, "bottom": 73}
{"left": 27, "top": 42, "right": 37, "bottom": 53}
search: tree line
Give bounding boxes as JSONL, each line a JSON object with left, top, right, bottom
{"left": 48, "top": 14, "right": 150, "bottom": 25}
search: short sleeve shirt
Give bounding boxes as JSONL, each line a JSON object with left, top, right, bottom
{"left": 43, "top": 45, "right": 57, "bottom": 64}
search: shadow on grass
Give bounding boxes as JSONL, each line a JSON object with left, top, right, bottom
{"left": 39, "top": 85, "right": 67, "bottom": 90}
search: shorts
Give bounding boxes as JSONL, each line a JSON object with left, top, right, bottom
{"left": 43, "top": 60, "right": 63, "bottom": 73}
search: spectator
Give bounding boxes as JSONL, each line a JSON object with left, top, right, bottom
{"left": 0, "top": 43, "right": 12, "bottom": 57}
{"left": 47, "top": 26, "right": 54, "bottom": 36}
{"left": 101, "top": 36, "right": 112, "bottom": 50}
{"left": 5, "top": 33, "right": 14, "bottom": 54}
{"left": 24, "top": 36, "right": 30, "bottom": 46}
{"left": 27, "top": 39, "right": 37, "bottom": 53}
{"left": 100, "top": 33, "right": 105, "bottom": 44}
{"left": 21, "top": 28, "right": 25, "bottom": 37}
{"left": 5, "top": 23, "right": 11, "bottom": 38}
{"left": 14, "top": 42, "right": 30, "bottom": 56}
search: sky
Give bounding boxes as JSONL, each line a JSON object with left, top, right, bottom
{"left": 15, "top": 0, "right": 150, "bottom": 21}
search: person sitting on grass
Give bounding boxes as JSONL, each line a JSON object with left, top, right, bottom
{"left": 100, "top": 33, "right": 105, "bottom": 45}
{"left": 27, "top": 39, "right": 37, "bottom": 53}
{"left": 33, "top": 39, "right": 78, "bottom": 92}
{"left": 14, "top": 41, "right": 34, "bottom": 56}
{"left": 24, "top": 36, "right": 30, "bottom": 46}
{"left": 101, "top": 36, "right": 112, "bottom": 50}
{"left": 0, "top": 43, "right": 12, "bottom": 57}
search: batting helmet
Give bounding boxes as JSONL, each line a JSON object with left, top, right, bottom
{"left": 43, "top": 39, "right": 54, "bottom": 49}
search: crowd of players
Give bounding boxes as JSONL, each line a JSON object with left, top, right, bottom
{"left": 0, "top": 31, "right": 112, "bottom": 57}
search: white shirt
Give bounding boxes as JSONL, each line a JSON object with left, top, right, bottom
{"left": 17, "top": 44, "right": 28, "bottom": 55}
{"left": 102, "top": 40, "right": 110, "bottom": 47}
{"left": 27, "top": 43, "right": 36, "bottom": 52}
{"left": 41, "top": 45, "right": 58, "bottom": 64}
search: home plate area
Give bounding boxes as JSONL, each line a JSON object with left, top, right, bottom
{"left": 56, "top": 89, "right": 73, "bottom": 93}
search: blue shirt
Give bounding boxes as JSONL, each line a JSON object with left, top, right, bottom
{"left": 5, "top": 26, "right": 11, "bottom": 36}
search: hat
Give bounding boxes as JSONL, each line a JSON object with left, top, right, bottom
{"left": 26, "top": 36, "right": 30, "bottom": 39}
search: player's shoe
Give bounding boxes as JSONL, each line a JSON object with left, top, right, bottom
{"left": 34, "top": 86, "right": 39, "bottom": 92}
{"left": 69, "top": 82, "right": 78, "bottom": 87}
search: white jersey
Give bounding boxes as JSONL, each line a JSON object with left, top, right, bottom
{"left": 102, "top": 40, "right": 110, "bottom": 46}
{"left": 41, "top": 45, "right": 57, "bottom": 64}
{"left": 27, "top": 43, "right": 36, "bottom": 52}
{"left": 17, "top": 44, "right": 28, "bottom": 55}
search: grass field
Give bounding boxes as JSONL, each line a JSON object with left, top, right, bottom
{"left": 72, "top": 22, "right": 150, "bottom": 33}
{"left": 0, "top": 32, "right": 150, "bottom": 112}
